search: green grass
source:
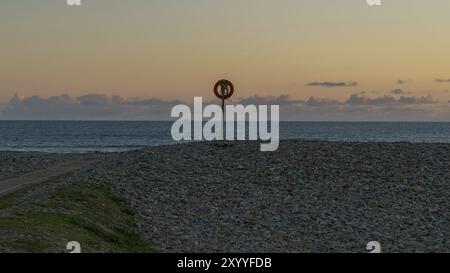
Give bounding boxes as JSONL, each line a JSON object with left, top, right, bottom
{"left": 0, "top": 189, "right": 25, "bottom": 210}
{"left": 0, "top": 179, "right": 152, "bottom": 253}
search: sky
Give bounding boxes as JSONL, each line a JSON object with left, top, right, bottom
{"left": 1, "top": 0, "right": 450, "bottom": 120}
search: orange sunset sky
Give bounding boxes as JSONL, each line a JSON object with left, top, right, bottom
{"left": 1, "top": 0, "right": 450, "bottom": 120}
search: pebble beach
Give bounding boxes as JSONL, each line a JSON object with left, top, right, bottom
{"left": 1, "top": 140, "right": 449, "bottom": 252}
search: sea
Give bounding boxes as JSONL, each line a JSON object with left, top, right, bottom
{"left": 0, "top": 121, "right": 450, "bottom": 153}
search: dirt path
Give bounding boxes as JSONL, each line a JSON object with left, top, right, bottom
{"left": 0, "top": 155, "right": 102, "bottom": 197}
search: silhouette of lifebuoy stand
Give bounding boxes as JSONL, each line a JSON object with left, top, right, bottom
{"left": 214, "top": 79, "right": 234, "bottom": 139}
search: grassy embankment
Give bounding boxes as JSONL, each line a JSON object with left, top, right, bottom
{"left": 0, "top": 177, "right": 151, "bottom": 253}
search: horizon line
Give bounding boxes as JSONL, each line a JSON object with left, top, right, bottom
{"left": 1, "top": 120, "right": 450, "bottom": 123}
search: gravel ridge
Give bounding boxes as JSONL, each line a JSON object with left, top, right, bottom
{"left": 68, "top": 140, "right": 450, "bottom": 253}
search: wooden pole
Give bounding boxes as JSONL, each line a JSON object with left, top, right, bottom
{"left": 222, "top": 97, "right": 225, "bottom": 140}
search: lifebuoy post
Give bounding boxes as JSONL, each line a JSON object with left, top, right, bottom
{"left": 214, "top": 79, "right": 234, "bottom": 139}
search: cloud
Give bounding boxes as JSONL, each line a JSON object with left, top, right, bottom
{"left": 396, "top": 79, "right": 413, "bottom": 85}
{"left": 435, "top": 79, "right": 450, "bottom": 83}
{"left": 232, "top": 93, "right": 445, "bottom": 121}
{"left": 76, "top": 94, "right": 110, "bottom": 106}
{"left": 305, "top": 81, "right": 358, "bottom": 88}
{"left": 283, "top": 93, "right": 443, "bottom": 121}
{"left": 48, "top": 94, "right": 79, "bottom": 105}
{"left": 0, "top": 92, "right": 448, "bottom": 121}
{"left": 287, "top": 94, "right": 445, "bottom": 121}
{"left": 346, "top": 94, "right": 435, "bottom": 106}
{"left": 0, "top": 93, "right": 182, "bottom": 120}
{"left": 122, "top": 97, "right": 184, "bottom": 106}
{"left": 397, "top": 95, "right": 435, "bottom": 104}
{"left": 346, "top": 94, "right": 395, "bottom": 105}
{"left": 236, "top": 95, "right": 303, "bottom": 106}
{"left": 391, "top": 88, "right": 412, "bottom": 95}
{"left": 305, "top": 97, "right": 341, "bottom": 106}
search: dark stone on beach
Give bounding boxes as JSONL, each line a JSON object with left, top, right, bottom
{"left": 64, "top": 140, "right": 450, "bottom": 253}
{"left": 1, "top": 140, "right": 449, "bottom": 253}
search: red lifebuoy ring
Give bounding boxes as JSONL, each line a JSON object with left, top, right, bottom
{"left": 214, "top": 79, "right": 234, "bottom": 99}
